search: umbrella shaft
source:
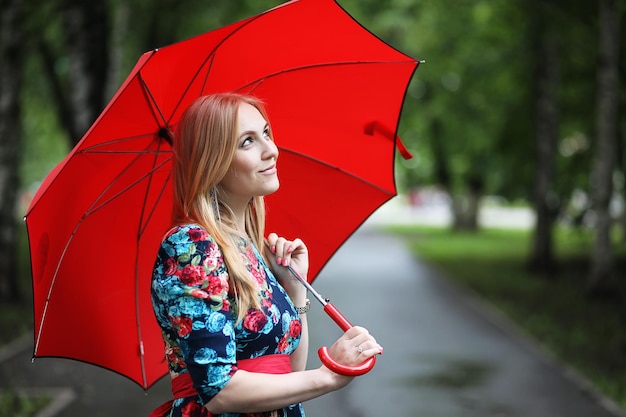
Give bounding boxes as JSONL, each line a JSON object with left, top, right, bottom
{"left": 323, "top": 303, "right": 353, "bottom": 331}
{"left": 287, "top": 266, "right": 327, "bottom": 306}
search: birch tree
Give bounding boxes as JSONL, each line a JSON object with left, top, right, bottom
{"left": 588, "top": 0, "right": 620, "bottom": 293}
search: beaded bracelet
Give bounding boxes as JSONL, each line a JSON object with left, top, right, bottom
{"left": 296, "top": 299, "right": 311, "bottom": 314}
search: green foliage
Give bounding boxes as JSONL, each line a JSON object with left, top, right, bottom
{"left": 20, "top": 90, "right": 69, "bottom": 189}
{"left": 390, "top": 225, "right": 626, "bottom": 411}
{"left": 0, "top": 388, "right": 50, "bottom": 417}
{"left": 18, "top": 0, "right": 620, "bottom": 204}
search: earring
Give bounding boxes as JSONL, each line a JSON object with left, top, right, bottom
{"left": 210, "top": 187, "right": 221, "bottom": 222}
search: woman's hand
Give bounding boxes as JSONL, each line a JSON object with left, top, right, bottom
{"left": 321, "top": 326, "right": 383, "bottom": 387}
{"left": 264, "top": 232, "right": 309, "bottom": 304}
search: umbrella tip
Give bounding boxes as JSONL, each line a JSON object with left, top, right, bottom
{"left": 419, "top": 60, "right": 426, "bottom": 64}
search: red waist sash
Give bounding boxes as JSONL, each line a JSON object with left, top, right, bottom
{"left": 148, "top": 354, "right": 292, "bottom": 417}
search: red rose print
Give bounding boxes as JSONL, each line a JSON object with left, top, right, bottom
{"left": 189, "top": 288, "right": 209, "bottom": 299}
{"left": 243, "top": 309, "right": 268, "bottom": 332}
{"left": 164, "top": 257, "right": 178, "bottom": 275}
{"left": 170, "top": 316, "right": 193, "bottom": 337}
{"left": 206, "top": 241, "right": 220, "bottom": 258}
{"left": 188, "top": 228, "right": 208, "bottom": 242}
{"left": 180, "top": 264, "right": 205, "bottom": 286}
{"left": 206, "top": 275, "right": 224, "bottom": 296}
{"left": 277, "top": 334, "right": 289, "bottom": 353}
{"left": 289, "top": 320, "right": 302, "bottom": 338}
{"left": 205, "top": 242, "right": 223, "bottom": 271}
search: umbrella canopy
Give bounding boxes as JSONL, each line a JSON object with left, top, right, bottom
{"left": 25, "top": 0, "right": 419, "bottom": 389}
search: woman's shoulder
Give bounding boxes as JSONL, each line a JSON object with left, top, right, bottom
{"left": 163, "top": 223, "right": 213, "bottom": 243}
{"left": 160, "top": 224, "right": 222, "bottom": 255}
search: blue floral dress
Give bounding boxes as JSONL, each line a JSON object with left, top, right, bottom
{"left": 152, "top": 224, "right": 305, "bottom": 417}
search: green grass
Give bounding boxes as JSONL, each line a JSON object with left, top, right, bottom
{"left": 388, "top": 225, "right": 626, "bottom": 412}
{"left": 0, "top": 388, "right": 50, "bottom": 417}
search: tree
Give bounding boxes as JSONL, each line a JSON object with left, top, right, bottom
{"left": 588, "top": 0, "right": 620, "bottom": 293}
{"left": 36, "top": 0, "right": 111, "bottom": 146}
{"left": 0, "top": 0, "right": 26, "bottom": 301}
{"left": 529, "top": 0, "right": 560, "bottom": 275}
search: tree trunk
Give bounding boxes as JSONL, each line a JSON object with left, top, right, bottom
{"left": 529, "top": 11, "right": 559, "bottom": 276}
{"left": 0, "top": 0, "right": 26, "bottom": 302}
{"left": 588, "top": 0, "right": 620, "bottom": 294}
{"left": 105, "top": 0, "right": 130, "bottom": 102}
{"left": 430, "top": 118, "right": 451, "bottom": 188}
{"left": 451, "top": 191, "right": 480, "bottom": 232}
{"left": 61, "top": 0, "right": 110, "bottom": 145}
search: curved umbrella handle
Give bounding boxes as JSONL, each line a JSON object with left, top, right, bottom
{"left": 317, "top": 303, "right": 376, "bottom": 376}
{"left": 318, "top": 347, "right": 376, "bottom": 376}
{"left": 279, "top": 263, "right": 378, "bottom": 376}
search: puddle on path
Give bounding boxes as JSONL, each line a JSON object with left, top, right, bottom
{"left": 395, "top": 354, "right": 518, "bottom": 417}
{"left": 404, "top": 357, "right": 492, "bottom": 389}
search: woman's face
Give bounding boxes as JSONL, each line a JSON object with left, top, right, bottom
{"left": 219, "top": 102, "right": 279, "bottom": 205}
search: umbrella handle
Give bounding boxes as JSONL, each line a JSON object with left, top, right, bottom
{"left": 276, "top": 262, "right": 377, "bottom": 376}
{"left": 317, "top": 303, "right": 376, "bottom": 376}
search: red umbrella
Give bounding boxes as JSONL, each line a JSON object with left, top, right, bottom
{"left": 25, "top": 0, "right": 419, "bottom": 389}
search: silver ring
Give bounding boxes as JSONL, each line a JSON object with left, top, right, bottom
{"left": 357, "top": 345, "right": 363, "bottom": 353}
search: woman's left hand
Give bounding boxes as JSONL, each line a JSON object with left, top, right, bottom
{"left": 265, "top": 232, "right": 309, "bottom": 303}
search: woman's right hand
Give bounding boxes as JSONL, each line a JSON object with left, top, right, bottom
{"left": 320, "top": 326, "right": 383, "bottom": 387}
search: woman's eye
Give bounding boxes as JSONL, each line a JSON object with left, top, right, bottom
{"left": 263, "top": 128, "right": 271, "bottom": 140}
{"left": 241, "top": 137, "right": 253, "bottom": 147}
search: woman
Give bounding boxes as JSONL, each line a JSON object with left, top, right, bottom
{"left": 150, "top": 93, "right": 382, "bottom": 417}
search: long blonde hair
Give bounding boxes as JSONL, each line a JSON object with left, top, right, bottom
{"left": 171, "top": 93, "right": 271, "bottom": 322}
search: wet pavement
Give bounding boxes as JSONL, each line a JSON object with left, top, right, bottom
{"left": 305, "top": 225, "right": 623, "bottom": 417}
{"left": 1, "top": 202, "right": 624, "bottom": 416}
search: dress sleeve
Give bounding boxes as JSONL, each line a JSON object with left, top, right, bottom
{"left": 152, "top": 225, "right": 237, "bottom": 405}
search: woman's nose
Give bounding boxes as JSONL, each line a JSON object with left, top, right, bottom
{"left": 263, "top": 138, "right": 279, "bottom": 159}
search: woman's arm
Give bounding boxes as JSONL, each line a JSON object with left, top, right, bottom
{"left": 207, "top": 367, "right": 338, "bottom": 414}
{"left": 206, "top": 325, "right": 381, "bottom": 414}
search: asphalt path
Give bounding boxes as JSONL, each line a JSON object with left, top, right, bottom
{"left": 1, "top": 213, "right": 624, "bottom": 417}
{"left": 304, "top": 225, "right": 623, "bottom": 417}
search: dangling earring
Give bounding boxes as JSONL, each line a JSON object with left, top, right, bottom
{"left": 210, "top": 187, "right": 221, "bottom": 222}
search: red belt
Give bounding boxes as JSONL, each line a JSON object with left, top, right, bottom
{"left": 148, "top": 354, "right": 292, "bottom": 417}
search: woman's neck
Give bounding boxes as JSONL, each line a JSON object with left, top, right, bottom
{"left": 221, "top": 194, "right": 249, "bottom": 234}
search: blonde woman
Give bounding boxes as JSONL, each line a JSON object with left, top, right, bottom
{"left": 150, "top": 93, "right": 381, "bottom": 417}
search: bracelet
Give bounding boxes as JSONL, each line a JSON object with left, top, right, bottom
{"left": 295, "top": 299, "right": 311, "bottom": 314}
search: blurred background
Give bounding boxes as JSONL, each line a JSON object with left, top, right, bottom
{"left": 0, "top": 0, "right": 624, "bottom": 415}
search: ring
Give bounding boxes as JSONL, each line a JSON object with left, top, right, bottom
{"left": 357, "top": 345, "right": 363, "bottom": 353}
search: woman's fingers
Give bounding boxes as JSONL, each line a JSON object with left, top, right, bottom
{"left": 266, "top": 233, "right": 307, "bottom": 268}
{"left": 329, "top": 326, "right": 383, "bottom": 366}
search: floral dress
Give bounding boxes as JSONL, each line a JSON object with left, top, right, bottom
{"left": 152, "top": 224, "right": 305, "bottom": 417}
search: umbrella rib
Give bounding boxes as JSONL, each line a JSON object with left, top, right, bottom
{"left": 236, "top": 60, "right": 415, "bottom": 94}
{"left": 138, "top": 12, "right": 260, "bottom": 127}
{"left": 134, "top": 138, "right": 171, "bottom": 390}
{"left": 159, "top": 11, "right": 271, "bottom": 123}
{"left": 277, "top": 146, "right": 395, "bottom": 196}
{"left": 78, "top": 133, "right": 172, "bottom": 153}
{"left": 137, "top": 72, "right": 174, "bottom": 137}
{"left": 34, "top": 144, "right": 171, "bottom": 362}
{"left": 87, "top": 158, "right": 171, "bottom": 217}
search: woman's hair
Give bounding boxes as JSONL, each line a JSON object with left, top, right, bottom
{"left": 171, "top": 93, "right": 272, "bottom": 322}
